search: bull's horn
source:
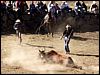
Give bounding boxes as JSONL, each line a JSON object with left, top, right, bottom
{"left": 39, "top": 50, "right": 41, "bottom": 52}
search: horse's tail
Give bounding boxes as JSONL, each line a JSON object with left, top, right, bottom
{"left": 35, "top": 18, "right": 45, "bottom": 34}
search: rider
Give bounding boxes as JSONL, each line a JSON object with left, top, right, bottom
{"left": 50, "top": 4, "right": 56, "bottom": 21}
{"left": 90, "top": 1, "right": 98, "bottom": 13}
{"left": 47, "top": 1, "right": 56, "bottom": 21}
{"left": 61, "top": 24, "right": 74, "bottom": 54}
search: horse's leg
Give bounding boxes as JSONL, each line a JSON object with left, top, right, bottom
{"left": 51, "top": 21, "right": 56, "bottom": 38}
{"left": 50, "top": 23, "right": 53, "bottom": 37}
{"left": 52, "top": 24, "right": 54, "bottom": 38}
{"left": 47, "top": 23, "right": 50, "bottom": 37}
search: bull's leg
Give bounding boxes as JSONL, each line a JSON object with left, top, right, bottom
{"left": 66, "top": 57, "right": 82, "bottom": 69}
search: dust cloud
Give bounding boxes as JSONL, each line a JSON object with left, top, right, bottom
{"left": 2, "top": 42, "right": 67, "bottom": 72}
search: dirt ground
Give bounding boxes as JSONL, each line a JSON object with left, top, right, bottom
{"left": 1, "top": 31, "right": 99, "bottom": 74}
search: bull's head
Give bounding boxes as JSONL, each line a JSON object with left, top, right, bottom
{"left": 39, "top": 49, "right": 46, "bottom": 59}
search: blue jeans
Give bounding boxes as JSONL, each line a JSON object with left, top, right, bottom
{"left": 64, "top": 36, "right": 70, "bottom": 53}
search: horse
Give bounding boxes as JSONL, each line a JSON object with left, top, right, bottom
{"left": 36, "top": 12, "right": 57, "bottom": 37}
{"left": 39, "top": 49, "right": 82, "bottom": 69}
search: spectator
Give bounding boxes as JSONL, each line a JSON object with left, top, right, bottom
{"left": 18, "top": 1, "right": 28, "bottom": 14}
{"left": 1, "top": 1, "right": 6, "bottom": 14}
{"left": 7, "top": 1, "right": 13, "bottom": 13}
{"left": 41, "top": 1, "right": 48, "bottom": 13}
{"left": 90, "top": 1, "right": 98, "bottom": 13}
{"left": 81, "top": 1, "right": 87, "bottom": 12}
{"left": 74, "top": 1, "right": 83, "bottom": 15}
{"left": 75, "top": 1, "right": 82, "bottom": 7}
{"left": 54, "top": 3, "right": 60, "bottom": 18}
{"left": 23, "top": 1, "right": 28, "bottom": 13}
{"left": 61, "top": 1, "right": 70, "bottom": 12}
{"left": 12, "top": 0, "right": 16, "bottom": 9}
{"left": 17, "top": 1, "right": 21, "bottom": 8}
{"left": 36, "top": 1, "right": 43, "bottom": 9}
{"left": 48, "top": 1, "right": 55, "bottom": 13}
{"left": 30, "top": 1, "right": 36, "bottom": 16}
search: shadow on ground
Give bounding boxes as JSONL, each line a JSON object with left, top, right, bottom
{"left": 69, "top": 53, "right": 99, "bottom": 57}
{"left": 25, "top": 43, "right": 54, "bottom": 48}
{"left": 72, "top": 36, "right": 98, "bottom": 41}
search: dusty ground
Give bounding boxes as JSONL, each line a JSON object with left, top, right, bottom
{"left": 1, "top": 31, "right": 99, "bottom": 74}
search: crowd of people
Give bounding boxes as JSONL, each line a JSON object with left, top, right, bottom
{"left": 1, "top": 1, "right": 99, "bottom": 18}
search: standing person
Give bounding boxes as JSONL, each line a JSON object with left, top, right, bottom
{"left": 23, "top": 1, "right": 28, "bottom": 14}
{"left": 81, "top": 1, "right": 87, "bottom": 13}
{"left": 13, "top": 19, "right": 24, "bottom": 44}
{"left": 61, "top": 1, "right": 70, "bottom": 13}
{"left": 30, "top": 1, "right": 36, "bottom": 16}
{"left": 60, "top": 25, "right": 74, "bottom": 54}
{"left": 74, "top": 1, "right": 82, "bottom": 15}
{"left": 47, "top": 1, "right": 55, "bottom": 13}
{"left": 90, "top": 1, "right": 98, "bottom": 14}
{"left": 54, "top": 3, "right": 60, "bottom": 18}
{"left": 1, "top": 1, "right": 6, "bottom": 14}
{"left": 6, "top": 1, "right": 13, "bottom": 13}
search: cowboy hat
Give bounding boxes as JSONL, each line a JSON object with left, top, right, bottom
{"left": 66, "top": 25, "right": 71, "bottom": 29}
{"left": 15, "top": 19, "right": 21, "bottom": 23}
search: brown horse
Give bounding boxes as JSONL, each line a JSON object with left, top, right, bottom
{"left": 36, "top": 12, "right": 56, "bottom": 37}
{"left": 39, "top": 49, "right": 82, "bottom": 69}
